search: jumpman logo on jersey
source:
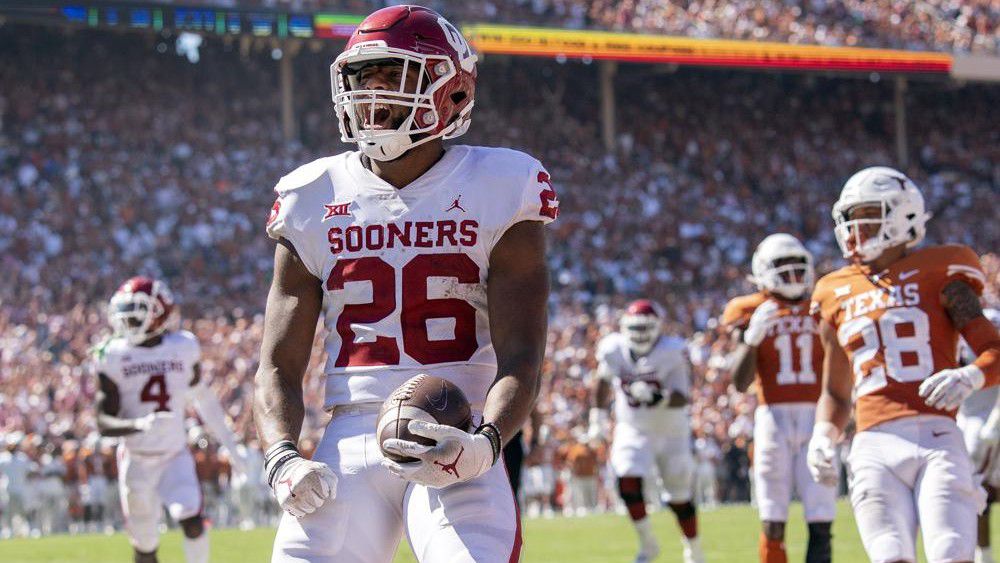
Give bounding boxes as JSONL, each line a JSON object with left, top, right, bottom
{"left": 433, "top": 447, "right": 464, "bottom": 478}
{"left": 279, "top": 478, "right": 296, "bottom": 498}
{"left": 445, "top": 196, "right": 466, "bottom": 213}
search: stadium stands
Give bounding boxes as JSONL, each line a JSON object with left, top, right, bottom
{"left": 0, "top": 22, "right": 997, "bottom": 534}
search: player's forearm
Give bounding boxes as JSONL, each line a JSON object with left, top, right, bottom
{"left": 591, "top": 377, "right": 611, "bottom": 409}
{"left": 961, "top": 316, "right": 1000, "bottom": 387}
{"left": 729, "top": 342, "right": 757, "bottom": 393}
{"left": 815, "top": 390, "right": 851, "bottom": 433}
{"left": 96, "top": 413, "right": 142, "bottom": 437}
{"left": 191, "top": 386, "right": 240, "bottom": 452}
{"left": 253, "top": 366, "right": 306, "bottom": 449}
{"left": 482, "top": 356, "right": 541, "bottom": 447}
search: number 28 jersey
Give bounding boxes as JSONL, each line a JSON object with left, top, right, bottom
{"left": 266, "top": 146, "right": 558, "bottom": 411}
{"left": 721, "top": 292, "right": 822, "bottom": 406}
{"left": 810, "top": 245, "right": 986, "bottom": 432}
{"left": 91, "top": 331, "right": 201, "bottom": 454}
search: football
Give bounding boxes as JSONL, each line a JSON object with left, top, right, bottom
{"left": 377, "top": 374, "right": 473, "bottom": 463}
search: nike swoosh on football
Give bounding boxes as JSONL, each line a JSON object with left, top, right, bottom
{"left": 898, "top": 269, "right": 920, "bottom": 281}
{"left": 427, "top": 385, "right": 449, "bottom": 411}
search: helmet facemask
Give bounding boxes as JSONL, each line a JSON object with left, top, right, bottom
{"left": 332, "top": 45, "right": 465, "bottom": 162}
{"left": 108, "top": 291, "right": 167, "bottom": 345}
{"left": 620, "top": 315, "right": 662, "bottom": 356}
{"left": 832, "top": 167, "right": 929, "bottom": 264}
{"left": 756, "top": 256, "right": 814, "bottom": 300}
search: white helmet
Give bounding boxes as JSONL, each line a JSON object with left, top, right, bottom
{"left": 832, "top": 166, "right": 930, "bottom": 263}
{"left": 750, "top": 233, "right": 815, "bottom": 300}
{"left": 620, "top": 299, "right": 664, "bottom": 356}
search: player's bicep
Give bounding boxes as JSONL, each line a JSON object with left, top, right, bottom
{"left": 258, "top": 239, "right": 323, "bottom": 385}
{"left": 488, "top": 220, "right": 549, "bottom": 377}
{"left": 96, "top": 373, "right": 121, "bottom": 416}
{"left": 819, "top": 319, "right": 852, "bottom": 401}
{"left": 941, "top": 279, "right": 985, "bottom": 330}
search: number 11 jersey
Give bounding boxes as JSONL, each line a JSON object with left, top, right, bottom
{"left": 266, "top": 146, "right": 558, "bottom": 411}
{"left": 810, "top": 244, "right": 986, "bottom": 432}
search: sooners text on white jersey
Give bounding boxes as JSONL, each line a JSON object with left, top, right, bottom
{"left": 92, "top": 331, "right": 200, "bottom": 454}
{"left": 266, "top": 146, "right": 557, "bottom": 410}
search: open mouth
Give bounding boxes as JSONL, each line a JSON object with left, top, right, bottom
{"left": 361, "top": 103, "right": 395, "bottom": 130}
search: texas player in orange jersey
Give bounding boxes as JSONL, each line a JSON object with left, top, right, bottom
{"left": 807, "top": 166, "right": 1000, "bottom": 563}
{"left": 723, "top": 234, "right": 836, "bottom": 563}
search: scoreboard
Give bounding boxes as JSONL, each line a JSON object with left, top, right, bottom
{"left": 1, "top": 1, "right": 363, "bottom": 39}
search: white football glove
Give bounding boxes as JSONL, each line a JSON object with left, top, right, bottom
{"left": 918, "top": 365, "right": 985, "bottom": 411}
{"left": 133, "top": 411, "right": 175, "bottom": 433}
{"left": 743, "top": 300, "right": 781, "bottom": 346}
{"left": 270, "top": 456, "right": 338, "bottom": 518}
{"left": 381, "top": 420, "right": 494, "bottom": 489}
{"left": 628, "top": 380, "right": 656, "bottom": 404}
{"left": 807, "top": 421, "right": 840, "bottom": 486}
{"left": 588, "top": 408, "right": 610, "bottom": 441}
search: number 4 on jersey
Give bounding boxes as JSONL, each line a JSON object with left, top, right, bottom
{"left": 140, "top": 373, "right": 171, "bottom": 412}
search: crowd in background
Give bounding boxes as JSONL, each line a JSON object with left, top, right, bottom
{"left": 1, "top": 23, "right": 998, "bottom": 536}
{"left": 171, "top": 0, "right": 999, "bottom": 54}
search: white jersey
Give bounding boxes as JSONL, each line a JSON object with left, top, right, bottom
{"left": 92, "top": 331, "right": 200, "bottom": 454}
{"left": 596, "top": 333, "right": 691, "bottom": 435}
{"left": 266, "top": 146, "right": 557, "bottom": 410}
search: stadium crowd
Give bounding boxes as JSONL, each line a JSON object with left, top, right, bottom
{"left": 176, "top": 0, "right": 999, "bottom": 54}
{"left": 1, "top": 24, "right": 998, "bottom": 535}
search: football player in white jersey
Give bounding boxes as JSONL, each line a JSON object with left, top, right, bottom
{"left": 589, "top": 300, "right": 705, "bottom": 563}
{"left": 253, "top": 6, "right": 556, "bottom": 562}
{"left": 93, "top": 276, "right": 248, "bottom": 563}
{"left": 958, "top": 308, "right": 1000, "bottom": 563}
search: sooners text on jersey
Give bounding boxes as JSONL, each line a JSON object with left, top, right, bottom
{"left": 266, "top": 146, "right": 557, "bottom": 411}
{"left": 91, "top": 331, "right": 201, "bottom": 453}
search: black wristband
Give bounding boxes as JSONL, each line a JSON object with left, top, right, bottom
{"left": 264, "top": 440, "right": 297, "bottom": 462}
{"left": 474, "top": 422, "right": 502, "bottom": 465}
{"left": 266, "top": 450, "right": 301, "bottom": 488}
{"left": 264, "top": 440, "right": 301, "bottom": 488}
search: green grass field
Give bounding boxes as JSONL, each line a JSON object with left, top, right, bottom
{"left": 3, "top": 500, "right": 995, "bottom": 562}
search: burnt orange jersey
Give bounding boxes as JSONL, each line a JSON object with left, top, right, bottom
{"left": 811, "top": 244, "right": 986, "bottom": 432}
{"left": 722, "top": 291, "right": 823, "bottom": 405}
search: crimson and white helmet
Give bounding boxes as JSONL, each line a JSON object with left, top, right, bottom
{"left": 750, "top": 233, "right": 815, "bottom": 300}
{"left": 620, "top": 299, "right": 664, "bottom": 356}
{"left": 108, "top": 276, "right": 174, "bottom": 345}
{"left": 331, "top": 5, "right": 477, "bottom": 161}
{"left": 833, "top": 166, "right": 931, "bottom": 263}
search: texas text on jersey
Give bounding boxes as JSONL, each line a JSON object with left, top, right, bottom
{"left": 722, "top": 292, "right": 823, "bottom": 405}
{"left": 811, "top": 244, "right": 986, "bottom": 431}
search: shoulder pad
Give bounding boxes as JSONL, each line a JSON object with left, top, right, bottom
{"left": 273, "top": 155, "right": 346, "bottom": 194}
